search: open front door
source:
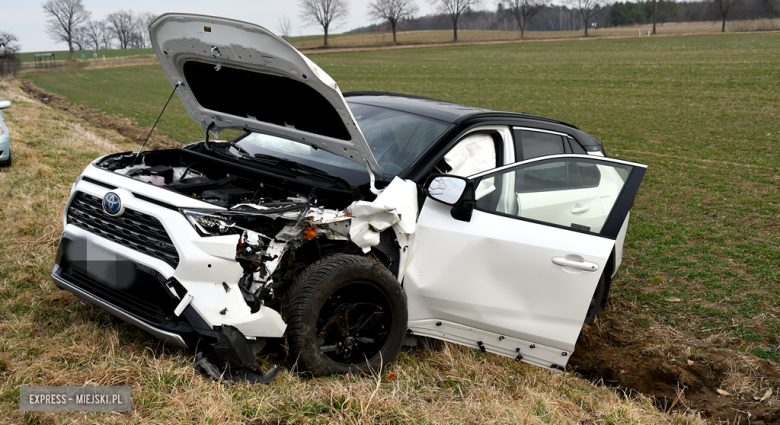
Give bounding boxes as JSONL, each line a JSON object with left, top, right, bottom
{"left": 404, "top": 155, "right": 646, "bottom": 371}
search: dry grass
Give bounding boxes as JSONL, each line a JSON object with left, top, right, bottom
{"left": 0, "top": 78, "right": 707, "bottom": 424}
{"left": 291, "top": 20, "right": 776, "bottom": 49}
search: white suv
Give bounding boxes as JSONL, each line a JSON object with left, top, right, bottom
{"left": 53, "top": 14, "right": 646, "bottom": 382}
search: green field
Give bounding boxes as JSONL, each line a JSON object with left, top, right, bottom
{"left": 8, "top": 32, "right": 779, "bottom": 422}
{"left": 28, "top": 32, "right": 780, "bottom": 357}
{"left": 19, "top": 48, "right": 155, "bottom": 63}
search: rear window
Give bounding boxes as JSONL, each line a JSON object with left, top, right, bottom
{"left": 515, "top": 129, "right": 566, "bottom": 159}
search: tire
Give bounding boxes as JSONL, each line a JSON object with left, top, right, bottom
{"left": 0, "top": 150, "right": 10, "bottom": 167}
{"left": 283, "top": 254, "right": 408, "bottom": 376}
{"left": 584, "top": 272, "right": 606, "bottom": 325}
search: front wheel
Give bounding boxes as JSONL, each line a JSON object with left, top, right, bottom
{"left": 283, "top": 254, "right": 408, "bottom": 376}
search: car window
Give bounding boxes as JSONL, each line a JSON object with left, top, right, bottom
{"left": 476, "top": 158, "right": 632, "bottom": 234}
{"left": 349, "top": 102, "right": 451, "bottom": 178}
{"left": 515, "top": 129, "right": 566, "bottom": 160}
{"left": 515, "top": 161, "right": 601, "bottom": 193}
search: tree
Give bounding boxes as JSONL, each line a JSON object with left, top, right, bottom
{"left": 299, "top": 0, "right": 350, "bottom": 46}
{"left": 565, "top": 0, "right": 607, "bottom": 35}
{"left": 0, "top": 31, "right": 21, "bottom": 78}
{"left": 136, "top": 12, "right": 157, "bottom": 48}
{"left": 83, "top": 20, "right": 105, "bottom": 51}
{"left": 72, "top": 26, "right": 88, "bottom": 50}
{"left": 100, "top": 20, "right": 115, "bottom": 49}
{"left": 503, "top": 0, "right": 551, "bottom": 38}
{"left": 368, "top": 0, "right": 419, "bottom": 45}
{"left": 106, "top": 10, "right": 138, "bottom": 49}
{"left": 429, "top": 0, "right": 482, "bottom": 40}
{"left": 276, "top": 16, "right": 294, "bottom": 38}
{"left": 712, "top": 0, "right": 739, "bottom": 32}
{"left": 42, "top": 0, "right": 92, "bottom": 60}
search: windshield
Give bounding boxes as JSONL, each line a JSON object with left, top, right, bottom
{"left": 234, "top": 103, "right": 451, "bottom": 185}
{"left": 349, "top": 103, "right": 451, "bottom": 177}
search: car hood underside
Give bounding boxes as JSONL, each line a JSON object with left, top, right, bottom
{"left": 149, "top": 13, "right": 383, "bottom": 179}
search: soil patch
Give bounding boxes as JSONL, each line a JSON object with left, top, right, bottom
{"left": 570, "top": 316, "right": 780, "bottom": 423}
{"left": 20, "top": 79, "right": 179, "bottom": 151}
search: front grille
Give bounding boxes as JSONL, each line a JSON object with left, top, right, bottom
{"left": 67, "top": 192, "right": 180, "bottom": 268}
{"left": 59, "top": 265, "right": 171, "bottom": 324}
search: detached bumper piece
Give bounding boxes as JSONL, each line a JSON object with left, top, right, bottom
{"left": 194, "top": 326, "right": 280, "bottom": 384}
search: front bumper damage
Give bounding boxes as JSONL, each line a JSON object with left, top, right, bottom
{"left": 53, "top": 167, "right": 420, "bottom": 383}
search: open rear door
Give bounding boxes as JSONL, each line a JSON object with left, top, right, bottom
{"left": 405, "top": 155, "right": 646, "bottom": 371}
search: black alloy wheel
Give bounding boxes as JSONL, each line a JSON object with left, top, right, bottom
{"left": 283, "top": 254, "right": 408, "bottom": 376}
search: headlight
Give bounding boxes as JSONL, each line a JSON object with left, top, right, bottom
{"left": 181, "top": 209, "right": 237, "bottom": 236}
{"left": 0, "top": 125, "right": 4, "bottom": 135}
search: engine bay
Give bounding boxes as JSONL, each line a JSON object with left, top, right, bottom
{"left": 94, "top": 147, "right": 362, "bottom": 313}
{"left": 95, "top": 146, "right": 358, "bottom": 209}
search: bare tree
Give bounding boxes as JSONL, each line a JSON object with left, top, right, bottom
{"left": 565, "top": 0, "right": 606, "bottom": 35}
{"left": 83, "top": 20, "right": 105, "bottom": 51}
{"left": 136, "top": 12, "right": 157, "bottom": 48}
{"left": 368, "top": 0, "right": 419, "bottom": 45}
{"left": 299, "top": 0, "right": 350, "bottom": 46}
{"left": 503, "top": 0, "right": 550, "bottom": 38}
{"left": 276, "top": 16, "right": 294, "bottom": 38}
{"left": 100, "top": 20, "right": 115, "bottom": 49}
{"left": 42, "top": 0, "right": 92, "bottom": 60}
{"left": 429, "top": 0, "right": 482, "bottom": 40}
{"left": 0, "top": 31, "right": 21, "bottom": 78}
{"left": 72, "top": 26, "right": 88, "bottom": 50}
{"left": 106, "top": 10, "right": 138, "bottom": 49}
{"left": 712, "top": 0, "right": 740, "bottom": 32}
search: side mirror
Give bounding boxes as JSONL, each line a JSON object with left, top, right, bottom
{"left": 425, "top": 175, "right": 476, "bottom": 222}
{"left": 0, "top": 101, "right": 11, "bottom": 110}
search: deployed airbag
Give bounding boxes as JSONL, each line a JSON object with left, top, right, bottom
{"left": 349, "top": 177, "right": 419, "bottom": 253}
{"left": 443, "top": 133, "right": 496, "bottom": 177}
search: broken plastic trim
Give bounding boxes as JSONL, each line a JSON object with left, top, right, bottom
{"left": 194, "top": 325, "right": 280, "bottom": 384}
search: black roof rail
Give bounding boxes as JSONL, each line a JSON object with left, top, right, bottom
{"left": 458, "top": 112, "right": 579, "bottom": 130}
{"left": 343, "top": 91, "right": 453, "bottom": 103}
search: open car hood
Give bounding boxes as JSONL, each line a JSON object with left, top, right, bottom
{"left": 149, "top": 13, "right": 382, "bottom": 179}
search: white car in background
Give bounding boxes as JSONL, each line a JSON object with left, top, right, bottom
{"left": 52, "top": 14, "right": 647, "bottom": 383}
{"left": 0, "top": 100, "right": 11, "bottom": 166}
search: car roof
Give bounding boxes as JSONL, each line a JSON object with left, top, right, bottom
{"left": 343, "top": 92, "right": 577, "bottom": 129}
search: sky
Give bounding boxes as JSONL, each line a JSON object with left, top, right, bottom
{"left": 0, "top": 0, "right": 440, "bottom": 53}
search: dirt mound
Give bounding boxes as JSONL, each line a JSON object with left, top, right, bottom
{"left": 21, "top": 80, "right": 179, "bottom": 151}
{"left": 570, "top": 317, "right": 780, "bottom": 423}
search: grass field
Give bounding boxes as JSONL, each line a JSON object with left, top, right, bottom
{"left": 290, "top": 21, "right": 739, "bottom": 49}
{"left": 19, "top": 48, "right": 155, "bottom": 63}
{"left": 0, "top": 81, "right": 699, "bottom": 425}
{"left": 20, "top": 20, "right": 779, "bottom": 61}
{"left": 26, "top": 31, "right": 780, "bottom": 354}
{"left": 5, "top": 31, "right": 780, "bottom": 422}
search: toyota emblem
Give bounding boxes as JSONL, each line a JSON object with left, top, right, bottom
{"left": 102, "top": 192, "right": 123, "bottom": 216}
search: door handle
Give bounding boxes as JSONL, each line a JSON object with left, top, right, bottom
{"left": 552, "top": 257, "right": 599, "bottom": 272}
{"left": 571, "top": 205, "right": 589, "bottom": 214}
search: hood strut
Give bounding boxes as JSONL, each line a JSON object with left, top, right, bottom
{"left": 132, "top": 82, "right": 181, "bottom": 165}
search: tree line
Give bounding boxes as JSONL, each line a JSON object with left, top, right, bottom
{"left": 41, "top": 0, "right": 157, "bottom": 61}
{"left": 342, "top": 0, "right": 778, "bottom": 42}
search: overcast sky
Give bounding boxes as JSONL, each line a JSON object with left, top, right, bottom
{"left": 0, "top": 0, "right": 441, "bottom": 52}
